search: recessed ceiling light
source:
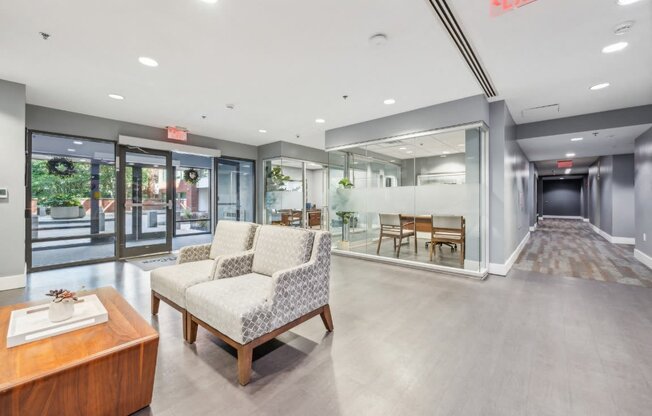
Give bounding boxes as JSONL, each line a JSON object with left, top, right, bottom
{"left": 602, "top": 41, "right": 628, "bottom": 54}
{"left": 383, "top": 98, "right": 396, "bottom": 105}
{"left": 138, "top": 56, "right": 159, "bottom": 67}
{"left": 67, "top": 148, "right": 76, "bottom": 152}
{"left": 560, "top": 177, "right": 565, "bottom": 180}
{"left": 566, "top": 153, "right": 576, "bottom": 157}
{"left": 258, "top": 129, "right": 267, "bottom": 133}
{"left": 617, "top": 0, "right": 642, "bottom": 5}
{"left": 315, "top": 118, "right": 326, "bottom": 124}
{"left": 457, "top": 144, "right": 465, "bottom": 147}
{"left": 108, "top": 94, "right": 124, "bottom": 100}
{"left": 406, "top": 151, "right": 414, "bottom": 154}
{"left": 443, "top": 151, "right": 450, "bottom": 154}
{"left": 571, "top": 137, "right": 583, "bottom": 142}
{"left": 399, "top": 147, "right": 407, "bottom": 150}
{"left": 590, "top": 82, "right": 610, "bottom": 90}
{"left": 565, "top": 168, "right": 572, "bottom": 174}
{"left": 390, "top": 160, "right": 396, "bottom": 162}
{"left": 200, "top": 0, "right": 218, "bottom": 3}
{"left": 73, "top": 140, "right": 83, "bottom": 145}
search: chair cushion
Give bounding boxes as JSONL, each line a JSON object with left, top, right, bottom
{"left": 209, "top": 221, "right": 257, "bottom": 260}
{"left": 150, "top": 260, "right": 214, "bottom": 308}
{"left": 186, "top": 273, "right": 274, "bottom": 344}
{"left": 251, "top": 226, "right": 315, "bottom": 276}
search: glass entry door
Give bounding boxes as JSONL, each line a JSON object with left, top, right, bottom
{"left": 118, "top": 147, "right": 173, "bottom": 257}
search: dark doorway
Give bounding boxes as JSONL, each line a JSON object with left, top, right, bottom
{"left": 542, "top": 178, "right": 582, "bottom": 216}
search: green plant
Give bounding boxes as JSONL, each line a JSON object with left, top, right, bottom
{"left": 266, "top": 166, "right": 291, "bottom": 191}
{"left": 336, "top": 211, "right": 355, "bottom": 225}
{"left": 41, "top": 194, "right": 82, "bottom": 207}
{"left": 338, "top": 178, "right": 354, "bottom": 189}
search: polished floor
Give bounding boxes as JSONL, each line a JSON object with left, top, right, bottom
{"left": 514, "top": 218, "right": 652, "bottom": 287}
{"left": 2, "top": 256, "right": 652, "bottom": 415}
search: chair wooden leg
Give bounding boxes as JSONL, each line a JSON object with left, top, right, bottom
{"left": 414, "top": 234, "right": 418, "bottom": 253}
{"left": 376, "top": 234, "right": 383, "bottom": 254}
{"left": 187, "top": 315, "right": 198, "bottom": 344}
{"left": 460, "top": 242, "right": 465, "bottom": 267}
{"left": 429, "top": 241, "right": 434, "bottom": 261}
{"left": 237, "top": 344, "right": 253, "bottom": 386}
{"left": 182, "top": 310, "right": 189, "bottom": 341}
{"left": 151, "top": 291, "right": 160, "bottom": 315}
{"left": 396, "top": 237, "right": 402, "bottom": 256}
{"left": 320, "top": 304, "right": 334, "bottom": 332}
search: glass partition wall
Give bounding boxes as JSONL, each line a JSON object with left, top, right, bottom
{"left": 328, "top": 124, "right": 488, "bottom": 276}
{"left": 263, "top": 158, "right": 328, "bottom": 229}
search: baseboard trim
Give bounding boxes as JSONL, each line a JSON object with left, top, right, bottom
{"left": 583, "top": 218, "right": 589, "bottom": 222}
{"left": 542, "top": 215, "right": 584, "bottom": 220}
{"left": 529, "top": 223, "right": 538, "bottom": 232}
{"left": 489, "top": 232, "right": 530, "bottom": 276}
{"left": 590, "top": 224, "right": 635, "bottom": 245}
{"left": 634, "top": 249, "right": 652, "bottom": 270}
{"left": 0, "top": 273, "right": 26, "bottom": 291}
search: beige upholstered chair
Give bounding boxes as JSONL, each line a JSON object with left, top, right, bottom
{"left": 185, "top": 225, "right": 333, "bottom": 385}
{"left": 150, "top": 220, "right": 258, "bottom": 339}
{"left": 376, "top": 213, "right": 416, "bottom": 256}
{"left": 429, "top": 216, "right": 465, "bottom": 267}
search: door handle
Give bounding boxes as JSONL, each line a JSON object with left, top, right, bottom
{"left": 167, "top": 200, "right": 173, "bottom": 210}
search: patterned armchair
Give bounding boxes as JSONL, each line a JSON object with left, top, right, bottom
{"left": 185, "top": 225, "right": 333, "bottom": 385}
{"left": 150, "top": 220, "right": 258, "bottom": 339}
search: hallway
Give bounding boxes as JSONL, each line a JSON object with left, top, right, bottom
{"left": 514, "top": 219, "right": 652, "bottom": 287}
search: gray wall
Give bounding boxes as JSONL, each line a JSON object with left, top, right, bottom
{"left": 635, "top": 127, "right": 652, "bottom": 257}
{"left": 489, "top": 101, "right": 531, "bottom": 266}
{"left": 528, "top": 162, "right": 538, "bottom": 226}
{"left": 502, "top": 105, "right": 531, "bottom": 263}
{"left": 588, "top": 154, "right": 635, "bottom": 238}
{"left": 542, "top": 179, "right": 583, "bottom": 216}
{"left": 26, "top": 105, "right": 258, "bottom": 160}
{"left": 612, "top": 154, "right": 635, "bottom": 238}
{"left": 325, "top": 94, "right": 489, "bottom": 149}
{"left": 0, "top": 80, "right": 26, "bottom": 288}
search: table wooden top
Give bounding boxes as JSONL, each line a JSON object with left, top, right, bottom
{"left": 0, "top": 286, "right": 158, "bottom": 391}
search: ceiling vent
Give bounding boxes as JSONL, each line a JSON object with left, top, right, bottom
{"left": 425, "top": 0, "right": 498, "bottom": 98}
{"left": 521, "top": 103, "right": 560, "bottom": 120}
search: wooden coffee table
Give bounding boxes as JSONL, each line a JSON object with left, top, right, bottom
{"left": 0, "top": 286, "right": 159, "bottom": 416}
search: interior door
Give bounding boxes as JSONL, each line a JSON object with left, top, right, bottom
{"left": 216, "top": 158, "right": 242, "bottom": 221}
{"left": 118, "top": 147, "right": 173, "bottom": 257}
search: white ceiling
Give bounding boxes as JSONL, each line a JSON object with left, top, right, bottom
{"left": 518, "top": 124, "right": 652, "bottom": 162}
{"left": 365, "top": 130, "right": 466, "bottom": 160}
{"left": 449, "top": 0, "right": 652, "bottom": 123}
{"left": 0, "top": 0, "right": 482, "bottom": 149}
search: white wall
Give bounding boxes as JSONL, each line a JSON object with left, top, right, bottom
{"left": 0, "top": 80, "right": 26, "bottom": 290}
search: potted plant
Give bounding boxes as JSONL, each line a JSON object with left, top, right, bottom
{"left": 334, "top": 178, "right": 355, "bottom": 249}
{"left": 46, "top": 288, "right": 78, "bottom": 322}
{"left": 42, "top": 194, "right": 84, "bottom": 219}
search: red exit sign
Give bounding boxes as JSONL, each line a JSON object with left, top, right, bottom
{"left": 167, "top": 126, "right": 188, "bottom": 142}
{"left": 491, "top": 0, "right": 538, "bottom": 17}
{"left": 557, "top": 160, "right": 573, "bottom": 169}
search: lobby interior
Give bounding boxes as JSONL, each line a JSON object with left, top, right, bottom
{"left": 1, "top": 0, "right": 652, "bottom": 415}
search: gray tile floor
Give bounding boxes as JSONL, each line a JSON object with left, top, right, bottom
{"left": 2, "top": 257, "right": 652, "bottom": 415}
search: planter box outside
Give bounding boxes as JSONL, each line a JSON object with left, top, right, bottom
{"left": 50, "top": 206, "right": 84, "bottom": 219}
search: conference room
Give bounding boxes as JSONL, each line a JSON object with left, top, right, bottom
{"left": 327, "top": 124, "right": 488, "bottom": 276}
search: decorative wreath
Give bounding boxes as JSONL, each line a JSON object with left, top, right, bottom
{"left": 47, "top": 157, "right": 76, "bottom": 177}
{"left": 183, "top": 168, "right": 200, "bottom": 185}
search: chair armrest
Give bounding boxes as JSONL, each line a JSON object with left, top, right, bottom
{"left": 177, "top": 243, "right": 212, "bottom": 264}
{"left": 212, "top": 250, "right": 255, "bottom": 279}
